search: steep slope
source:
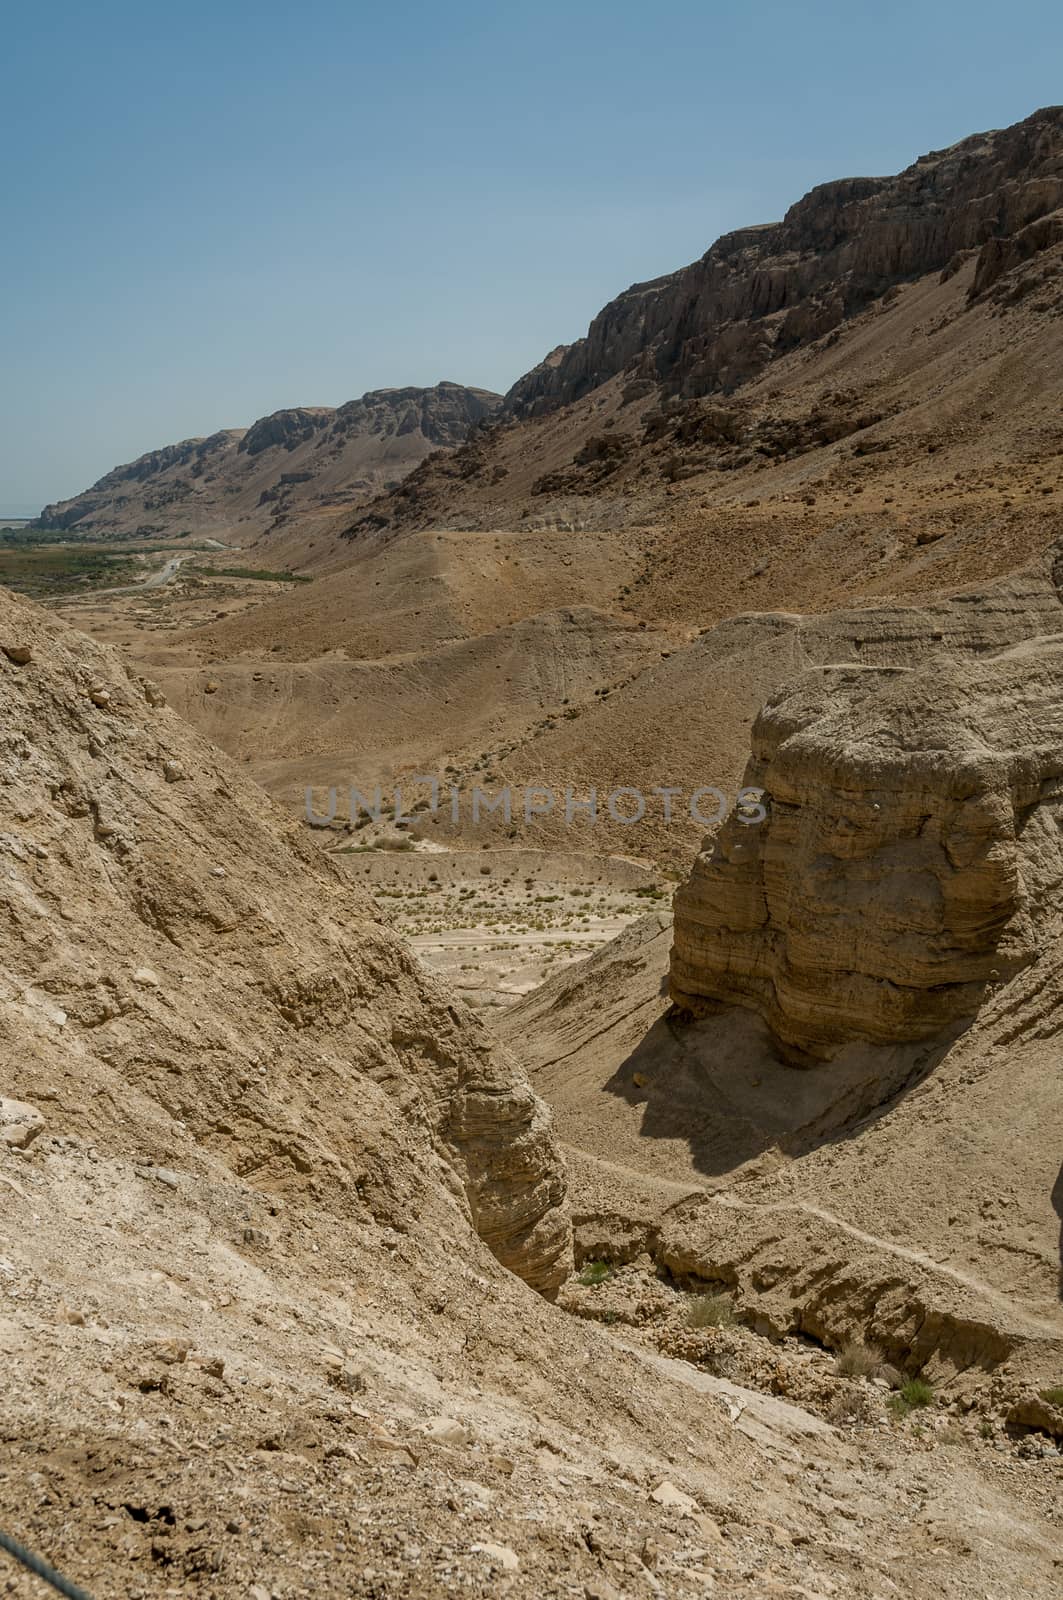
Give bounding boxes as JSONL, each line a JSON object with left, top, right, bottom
{"left": 0, "top": 583, "right": 569, "bottom": 1292}
{"left": 37, "top": 382, "right": 501, "bottom": 545}
{"left": 341, "top": 106, "right": 1063, "bottom": 560}
{"left": 506, "top": 106, "right": 1063, "bottom": 413}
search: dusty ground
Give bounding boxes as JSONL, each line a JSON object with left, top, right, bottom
{"left": 343, "top": 852, "right": 667, "bottom": 1006}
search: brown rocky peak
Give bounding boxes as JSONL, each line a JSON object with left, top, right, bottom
{"left": 507, "top": 105, "right": 1063, "bottom": 416}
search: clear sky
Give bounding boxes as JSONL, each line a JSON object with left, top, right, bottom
{"left": 2, "top": 1, "right": 1060, "bottom": 513}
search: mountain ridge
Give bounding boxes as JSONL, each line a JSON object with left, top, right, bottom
{"left": 36, "top": 380, "right": 501, "bottom": 541}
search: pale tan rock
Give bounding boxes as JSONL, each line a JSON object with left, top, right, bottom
{"left": 471, "top": 1542, "right": 520, "bottom": 1571}
{"left": 423, "top": 1416, "right": 470, "bottom": 1445}
{"left": 672, "top": 633, "right": 1063, "bottom": 1058}
{"left": 649, "top": 1480, "right": 697, "bottom": 1515}
{"left": 0, "top": 1096, "right": 45, "bottom": 1149}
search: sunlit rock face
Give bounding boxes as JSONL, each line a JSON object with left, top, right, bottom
{"left": 670, "top": 631, "right": 1063, "bottom": 1062}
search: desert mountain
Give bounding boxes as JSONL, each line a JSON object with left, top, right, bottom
{"left": 99, "top": 105, "right": 1062, "bottom": 851}
{"left": 8, "top": 98, "right": 1063, "bottom": 1600}
{"left": 346, "top": 106, "right": 1062, "bottom": 545}
{"left": 37, "top": 381, "right": 501, "bottom": 544}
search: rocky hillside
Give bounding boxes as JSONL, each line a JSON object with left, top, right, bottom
{"left": 37, "top": 382, "right": 501, "bottom": 542}
{"left": 344, "top": 106, "right": 1063, "bottom": 546}
{"left": 0, "top": 582, "right": 568, "bottom": 1292}
{"left": 499, "top": 548, "right": 1063, "bottom": 1422}
{"left": 507, "top": 106, "right": 1063, "bottom": 414}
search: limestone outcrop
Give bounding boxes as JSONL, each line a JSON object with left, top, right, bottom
{"left": 671, "top": 573, "right": 1063, "bottom": 1060}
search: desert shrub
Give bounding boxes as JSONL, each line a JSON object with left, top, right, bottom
{"left": 888, "top": 1377, "right": 934, "bottom": 1419}
{"left": 834, "top": 1340, "right": 883, "bottom": 1379}
{"left": 578, "top": 1260, "right": 613, "bottom": 1288}
{"left": 1038, "top": 1385, "right": 1063, "bottom": 1406}
{"left": 686, "top": 1293, "right": 736, "bottom": 1329}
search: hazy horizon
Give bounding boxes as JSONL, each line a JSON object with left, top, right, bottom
{"left": 3, "top": 0, "right": 1061, "bottom": 512}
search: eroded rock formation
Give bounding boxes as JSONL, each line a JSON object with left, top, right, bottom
{"left": 671, "top": 572, "right": 1063, "bottom": 1060}
{"left": 0, "top": 584, "right": 570, "bottom": 1292}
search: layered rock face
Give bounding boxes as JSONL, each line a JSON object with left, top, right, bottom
{"left": 508, "top": 106, "right": 1063, "bottom": 414}
{"left": 0, "top": 585, "right": 569, "bottom": 1292}
{"left": 37, "top": 381, "right": 501, "bottom": 538}
{"left": 671, "top": 601, "right": 1063, "bottom": 1060}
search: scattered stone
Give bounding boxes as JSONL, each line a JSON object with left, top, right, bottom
{"left": 204, "top": 680, "right": 220, "bottom": 694}
{"left": 424, "top": 1416, "right": 471, "bottom": 1445}
{"left": 584, "top": 1578, "right": 622, "bottom": 1600}
{"left": 471, "top": 1542, "right": 519, "bottom": 1572}
{"left": 152, "top": 1338, "right": 191, "bottom": 1364}
{"left": 152, "top": 1167, "right": 181, "bottom": 1189}
{"left": 2, "top": 644, "right": 32, "bottom": 665}
{"left": 0, "top": 1096, "right": 45, "bottom": 1150}
{"left": 140, "top": 678, "right": 165, "bottom": 707}
{"left": 162, "top": 759, "right": 185, "bottom": 783}
{"left": 88, "top": 685, "right": 111, "bottom": 707}
{"left": 192, "top": 1352, "right": 226, "bottom": 1378}
{"left": 133, "top": 968, "right": 160, "bottom": 987}
{"left": 650, "top": 1480, "right": 697, "bottom": 1515}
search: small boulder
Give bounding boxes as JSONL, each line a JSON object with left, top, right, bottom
{"left": 471, "top": 1543, "right": 519, "bottom": 1572}
{"left": 649, "top": 1480, "right": 697, "bottom": 1515}
{"left": 424, "top": 1416, "right": 470, "bottom": 1446}
{"left": 0, "top": 1097, "right": 45, "bottom": 1150}
{"left": 2, "top": 644, "right": 32, "bottom": 666}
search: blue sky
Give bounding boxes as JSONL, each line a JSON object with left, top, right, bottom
{"left": 2, "top": 1, "right": 1060, "bottom": 513}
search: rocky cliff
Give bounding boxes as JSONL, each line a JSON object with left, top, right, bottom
{"left": 0, "top": 583, "right": 569, "bottom": 1291}
{"left": 670, "top": 551, "right": 1063, "bottom": 1060}
{"left": 37, "top": 381, "right": 501, "bottom": 541}
{"left": 507, "top": 106, "right": 1063, "bottom": 415}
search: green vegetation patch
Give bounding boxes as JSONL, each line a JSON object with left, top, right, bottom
{"left": 0, "top": 546, "right": 139, "bottom": 598}
{"left": 888, "top": 1377, "right": 935, "bottom": 1419}
{"left": 202, "top": 566, "right": 312, "bottom": 583}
